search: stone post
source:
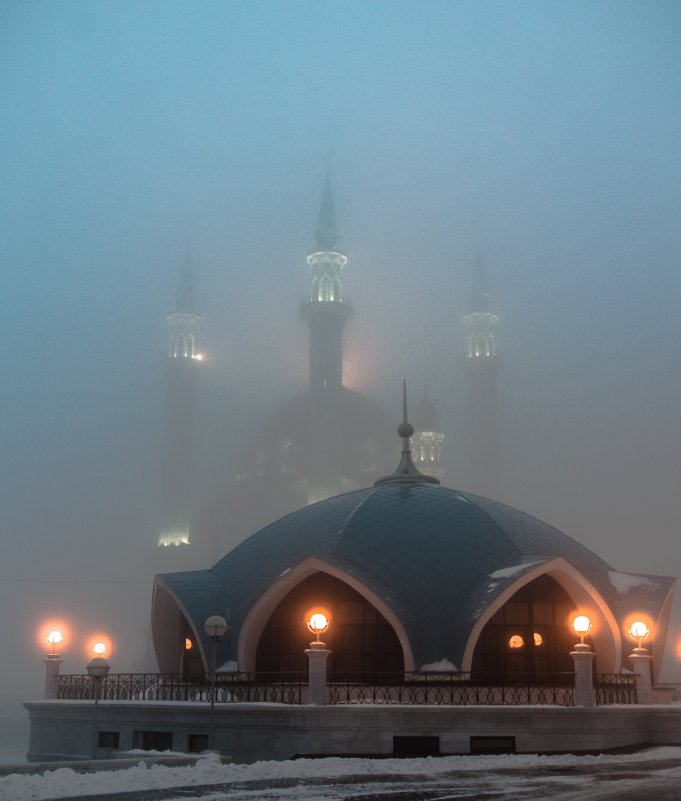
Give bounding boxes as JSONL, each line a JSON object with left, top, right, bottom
{"left": 305, "top": 640, "right": 331, "bottom": 705}
{"left": 43, "top": 654, "right": 62, "bottom": 699}
{"left": 570, "top": 643, "right": 595, "bottom": 707}
{"left": 629, "top": 648, "right": 653, "bottom": 704}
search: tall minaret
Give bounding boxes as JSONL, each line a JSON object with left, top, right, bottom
{"left": 158, "top": 253, "right": 203, "bottom": 551}
{"left": 301, "top": 171, "right": 353, "bottom": 394}
{"left": 300, "top": 172, "right": 353, "bottom": 503}
{"left": 462, "top": 251, "right": 501, "bottom": 496}
{"left": 411, "top": 382, "right": 446, "bottom": 481}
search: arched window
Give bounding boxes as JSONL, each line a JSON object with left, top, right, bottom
{"left": 467, "top": 333, "right": 476, "bottom": 359}
{"left": 320, "top": 274, "right": 332, "bottom": 302}
{"left": 474, "top": 332, "right": 491, "bottom": 358}
{"left": 256, "top": 572, "right": 403, "bottom": 680}
{"left": 471, "top": 575, "right": 584, "bottom": 681}
{"left": 332, "top": 276, "right": 341, "bottom": 302}
{"left": 311, "top": 276, "right": 319, "bottom": 302}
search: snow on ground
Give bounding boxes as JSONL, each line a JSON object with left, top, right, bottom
{"left": 2, "top": 748, "right": 681, "bottom": 801}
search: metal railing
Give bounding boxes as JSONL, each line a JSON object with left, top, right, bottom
{"left": 57, "top": 672, "right": 305, "bottom": 705}
{"left": 328, "top": 672, "right": 576, "bottom": 706}
{"left": 56, "top": 670, "right": 640, "bottom": 706}
{"left": 594, "top": 673, "right": 638, "bottom": 705}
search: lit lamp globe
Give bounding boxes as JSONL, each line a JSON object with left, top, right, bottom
{"left": 204, "top": 615, "right": 229, "bottom": 640}
{"left": 628, "top": 621, "right": 650, "bottom": 653}
{"left": 45, "top": 630, "right": 64, "bottom": 657}
{"left": 86, "top": 657, "right": 110, "bottom": 680}
{"left": 92, "top": 641, "right": 107, "bottom": 657}
{"left": 307, "top": 612, "right": 330, "bottom": 644}
{"left": 572, "top": 615, "right": 592, "bottom": 650}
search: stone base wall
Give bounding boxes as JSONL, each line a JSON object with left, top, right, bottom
{"left": 24, "top": 700, "right": 681, "bottom": 764}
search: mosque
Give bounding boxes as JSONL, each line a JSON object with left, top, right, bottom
{"left": 152, "top": 174, "right": 674, "bottom": 683}
{"left": 25, "top": 176, "right": 679, "bottom": 762}
{"left": 153, "top": 174, "right": 673, "bottom": 675}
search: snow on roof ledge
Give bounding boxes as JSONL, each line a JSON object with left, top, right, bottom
{"left": 609, "top": 571, "right": 657, "bottom": 593}
{"left": 489, "top": 561, "right": 542, "bottom": 580}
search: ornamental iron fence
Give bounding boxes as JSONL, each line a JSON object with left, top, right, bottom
{"left": 328, "top": 672, "right": 576, "bottom": 706}
{"left": 57, "top": 672, "right": 305, "bottom": 705}
{"left": 55, "top": 670, "right": 638, "bottom": 706}
{"left": 594, "top": 673, "right": 638, "bottom": 705}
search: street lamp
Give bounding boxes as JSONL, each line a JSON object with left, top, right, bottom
{"left": 203, "top": 615, "right": 229, "bottom": 752}
{"left": 627, "top": 619, "right": 653, "bottom": 704}
{"left": 305, "top": 610, "right": 331, "bottom": 706}
{"left": 86, "top": 656, "right": 110, "bottom": 759}
{"left": 570, "top": 614, "right": 594, "bottom": 707}
{"left": 43, "top": 629, "right": 65, "bottom": 699}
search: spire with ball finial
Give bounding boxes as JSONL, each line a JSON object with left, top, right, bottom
{"left": 374, "top": 380, "right": 440, "bottom": 486}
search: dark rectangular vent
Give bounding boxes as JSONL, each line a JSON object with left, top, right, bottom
{"left": 97, "top": 731, "right": 119, "bottom": 749}
{"left": 188, "top": 734, "right": 209, "bottom": 753}
{"left": 393, "top": 735, "right": 440, "bottom": 757}
{"left": 132, "top": 730, "right": 173, "bottom": 751}
{"left": 470, "top": 735, "right": 516, "bottom": 754}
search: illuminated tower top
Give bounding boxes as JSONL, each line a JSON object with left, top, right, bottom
{"left": 168, "top": 252, "right": 203, "bottom": 362}
{"left": 463, "top": 250, "right": 499, "bottom": 360}
{"left": 411, "top": 382, "right": 446, "bottom": 481}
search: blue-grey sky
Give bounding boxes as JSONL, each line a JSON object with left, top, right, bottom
{"left": 1, "top": 1, "right": 680, "bottom": 686}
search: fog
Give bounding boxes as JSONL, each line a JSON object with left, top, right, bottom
{"left": 1, "top": 0, "right": 680, "bottom": 702}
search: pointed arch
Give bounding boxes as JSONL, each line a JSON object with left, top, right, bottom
{"left": 461, "top": 557, "right": 622, "bottom": 673}
{"left": 238, "top": 555, "right": 415, "bottom": 671}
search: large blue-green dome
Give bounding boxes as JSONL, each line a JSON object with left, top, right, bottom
{"left": 153, "top": 480, "right": 674, "bottom": 675}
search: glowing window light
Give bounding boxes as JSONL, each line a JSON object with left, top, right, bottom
{"left": 533, "top": 632, "right": 543, "bottom": 647}
{"left": 185, "top": 638, "right": 193, "bottom": 651}
{"left": 508, "top": 634, "right": 524, "bottom": 650}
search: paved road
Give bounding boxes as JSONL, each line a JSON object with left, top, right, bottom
{"left": 46, "top": 754, "right": 681, "bottom": 801}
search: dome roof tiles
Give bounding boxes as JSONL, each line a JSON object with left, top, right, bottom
{"left": 157, "top": 482, "right": 673, "bottom": 671}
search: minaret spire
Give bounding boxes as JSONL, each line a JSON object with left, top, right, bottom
{"left": 470, "top": 246, "right": 490, "bottom": 314}
{"left": 175, "top": 246, "right": 196, "bottom": 314}
{"left": 314, "top": 162, "right": 338, "bottom": 252}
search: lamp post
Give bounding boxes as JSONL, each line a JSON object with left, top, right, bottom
{"left": 305, "top": 611, "right": 331, "bottom": 706}
{"left": 203, "top": 615, "right": 229, "bottom": 751}
{"left": 43, "top": 630, "right": 64, "bottom": 699}
{"left": 86, "top": 656, "right": 110, "bottom": 759}
{"left": 628, "top": 620, "right": 652, "bottom": 704}
{"left": 570, "top": 615, "right": 594, "bottom": 707}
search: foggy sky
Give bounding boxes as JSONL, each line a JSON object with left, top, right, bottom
{"left": 1, "top": 0, "right": 680, "bottom": 689}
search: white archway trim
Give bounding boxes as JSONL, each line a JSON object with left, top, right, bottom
{"left": 237, "top": 556, "right": 415, "bottom": 671}
{"left": 461, "top": 557, "right": 622, "bottom": 673}
{"left": 153, "top": 578, "right": 209, "bottom": 673}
